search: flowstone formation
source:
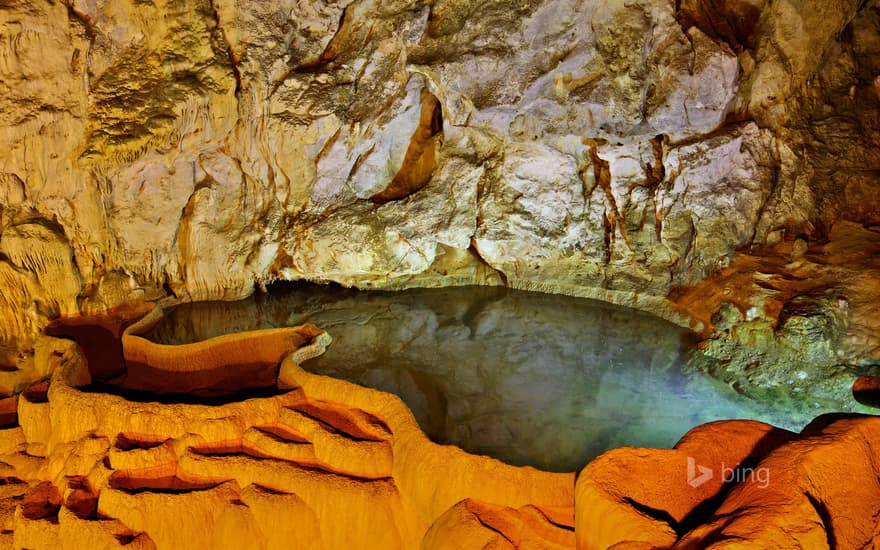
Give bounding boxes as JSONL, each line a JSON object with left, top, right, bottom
{"left": 2, "top": 0, "right": 880, "bottom": 391}
{"left": 0, "top": 319, "right": 878, "bottom": 548}
{"left": 0, "top": 324, "right": 576, "bottom": 549}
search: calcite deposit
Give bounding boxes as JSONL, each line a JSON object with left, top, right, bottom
{"left": 0, "top": 326, "right": 576, "bottom": 549}
{"left": 2, "top": 0, "right": 880, "bottom": 388}
{"left": 0, "top": 324, "right": 877, "bottom": 548}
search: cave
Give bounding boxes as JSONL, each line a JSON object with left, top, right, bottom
{"left": 1, "top": 0, "right": 880, "bottom": 548}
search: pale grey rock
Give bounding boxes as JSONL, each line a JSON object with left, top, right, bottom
{"left": 659, "top": 123, "right": 776, "bottom": 283}
{"left": 0, "top": 0, "right": 878, "bottom": 392}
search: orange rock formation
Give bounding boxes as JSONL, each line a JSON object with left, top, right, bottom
{"left": 0, "top": 310, "right": 876, "bottom": 548}
{"left": 0, "top": 322, "right": 574, "bottom": 548}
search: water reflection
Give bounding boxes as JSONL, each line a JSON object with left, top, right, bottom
{"left": 144, "top": 283, "right": 845, "bottom": 472}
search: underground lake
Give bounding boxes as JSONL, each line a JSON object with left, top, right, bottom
{"left": 141, "top": 283, "right": 869, "bottom": 473}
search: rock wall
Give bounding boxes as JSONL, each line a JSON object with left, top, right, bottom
{"left": 2, "top": 0, "right": 880, "bottom": 369}
{"left": 1, "top": 331, "right": 877, "bottom": 549}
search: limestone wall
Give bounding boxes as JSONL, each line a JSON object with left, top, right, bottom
{"left": 2, "top": 0, "right": 879, "bottom": 364}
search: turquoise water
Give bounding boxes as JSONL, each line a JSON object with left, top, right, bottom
{"left": 146, "top": 283, "right": 861, "bottom": 472}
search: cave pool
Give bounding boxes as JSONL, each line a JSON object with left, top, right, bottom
{"left": 144, "top": 283, "right": 862, "bottom": 472}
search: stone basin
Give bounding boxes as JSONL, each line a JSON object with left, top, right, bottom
{"left": 45, "top": 304, "right": 329, "bottom": 400}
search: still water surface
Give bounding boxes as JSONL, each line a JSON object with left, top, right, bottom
{"left": 146, "top": 283, "right": 853, "bottom": 472}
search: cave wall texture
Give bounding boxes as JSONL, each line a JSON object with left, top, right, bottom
{"left": 2, "top": 0, "right": 880, "bottom": 388}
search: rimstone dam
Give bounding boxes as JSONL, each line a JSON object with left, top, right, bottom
{"left": 1, "top": 0, "right": 880, "bottom": 548}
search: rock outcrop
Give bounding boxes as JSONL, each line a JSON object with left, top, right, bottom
{"left": 0, "top": 331, "right": 574, "bottom": 549}
{"left": 577, "top": 414, "right": 880, "bottom": 549}
{"left": 677, "top": 221, "right": 880, "bottom": 403}
{"left": 2, "top": 0, "right": 880, "bottom": 393}
{"left": 1, "top": 324, "right": 878, "bottom": 548}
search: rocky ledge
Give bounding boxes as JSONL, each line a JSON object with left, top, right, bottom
{"left": 0, "top": 325, "right": 876, "bottom": 548}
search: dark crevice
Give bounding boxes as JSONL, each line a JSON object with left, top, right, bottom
{"left": 675, "top": 0, "right": 764, "bottom": 52}
{"left": 467, "top": 239, "right": 508, "bottom": 286}
{"left": 188, "top": 446, "right": 271, "bottom": 459}
{"left": 111, "top": 483, "right": 226, "bottom": 496}
{"left": 284, "top": 407, "right": 383, "bottom": 443}
{"left": 530, "top": 507, "right": 575, "bottom": 532}
{"left": 806, "top": 491, "right": 837, "bottom": 548}
{"left": 290, "top": 5, "right": 349, "bottom": 75}
{"left": 82, "top": 382, "right": 287, "bottom": 405}
{"left": 249, "top": 483, "right": 291, "bottom": 496}
{"left": 253, "top": 425, "right": 311, "bottom": 444}
{"left": 586, "top": 138, "right": 628, "bottom": 259}
{"left": 115, "top": 533, "right": 151, "bottom": 546}
{"left": 291, "top": 400, "right": 390, "bottom": 439}
{"left": 370, "top": 88, "right": 445, "bottom": 203}
{"left": 677, "top": 429, "right": 796, "bottom": 535}
{"left": 66, "top": 4, "right": 97, "bottom": 42}
{"left": 114, "top": 433, "right": 169, "bottom": 451}
{"left": 470, "top": 509, "right": 518, "bottom": 546}
{"left": 622, "top": 497, "right": 680, "bottom": 531}
{"left": 22, "top": 380, "right": 49, "bottom": 403}
{"left": 208, "top": 0, "right": 241, "bottom": 97}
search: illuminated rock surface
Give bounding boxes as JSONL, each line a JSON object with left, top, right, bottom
{"left": 2, "top": 0, "right": 880, "bottom": 393}
{"left": 0, "top": 324, "right": 877, "bottom": 548}
{"left": 577, "top": 414, "right": 880, "bottom": 549}
{"left": 0, "top": 328, "right": 575, "bottom": 549}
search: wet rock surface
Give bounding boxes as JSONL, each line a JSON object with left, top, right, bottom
{"left": 0, "top": 328, "right": 876, "bottom": 548}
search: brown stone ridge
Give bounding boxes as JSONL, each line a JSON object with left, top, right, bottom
{"left": 108, "top": 462, "right": 230, "bottom": 492}
{"left": 577, "top": 413, "right": 880, "bottom": 549}
{"left": 370, "top": 87, "right": 444, "bottom": 203}
{"left": 576, "top": 419, "right": 796, "bottom": 549}
{"left": 117, "top": 324, "right": 324, "bottom": 397}
{"left": 286, "top": 398, "right": 392, "bottom": 442}
{"left": 677, "top": 414, "right": 880, "bottom": 548}
{"left": 666, "top": 221, "right": 880, "bottom": 346}
{"left": 44, "top": 302, "right": 155, "bottom": 380}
